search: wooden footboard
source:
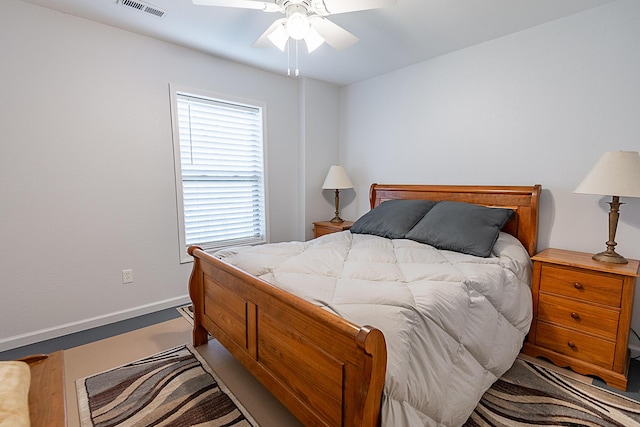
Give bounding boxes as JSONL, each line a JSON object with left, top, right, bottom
{"left": 188, "top": 246, "right": 387, "bottom": 427}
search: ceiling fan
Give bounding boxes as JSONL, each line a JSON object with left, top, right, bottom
{"left": 192, "top": 0, "right": 397, "bottom": 53}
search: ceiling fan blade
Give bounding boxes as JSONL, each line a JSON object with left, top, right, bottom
{"left": 310, "top": 17, "right": 358, "bottom": 51}
{"left": 320, "top": 0, "right": 397, "bottom": 14}
{"left": 192, "top": 0, "right": 280, "bottom": 12}
{"left": 252, "top": 18, "right": 288, "bottom": 50}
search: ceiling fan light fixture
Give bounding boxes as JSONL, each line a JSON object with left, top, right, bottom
{"left": 195, "top": 0, "right": 398, "bottom": 63}
{"left": 267, "top": 23, "right": 289, "bottom": 51}
{"left": 286, "top": 12, "right": 310, "bottom": 40}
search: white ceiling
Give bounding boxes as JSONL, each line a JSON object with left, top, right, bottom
{"left": 21, "top": 0, "right": 614, "bottom": 86}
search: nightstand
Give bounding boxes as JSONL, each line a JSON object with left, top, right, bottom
{"left": 523, "top": 248, "right": 640, "bottom": 390}
{"left": 313, "top": 221, "right": 354, "bottom": 238}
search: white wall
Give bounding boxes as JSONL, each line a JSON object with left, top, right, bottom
{"left": 0, "top": 0, "right": 334, "bottom": 350}
{"left": 340, "top": 0, "right": 640, "bottom": 338}
{"left": 298, "top": 78, "right": 342, "bottom": 241}
{"left": 3, "top": 0, "right": 639, "bottom": 352}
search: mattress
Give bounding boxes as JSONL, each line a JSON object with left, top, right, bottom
{"left": 215, "top": 231, "right": 533, "bottom": 426}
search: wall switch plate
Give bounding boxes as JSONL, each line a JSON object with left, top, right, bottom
{"left": 122, "top": 269, "right": 133, "bottom": 284}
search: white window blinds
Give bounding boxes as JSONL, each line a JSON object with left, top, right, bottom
{"left": 173, "top": 91, "right": 266, "bottom": 258}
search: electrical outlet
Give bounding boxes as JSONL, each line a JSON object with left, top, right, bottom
{"left": 122, "top": 269, "right": 133, "bottom": 284}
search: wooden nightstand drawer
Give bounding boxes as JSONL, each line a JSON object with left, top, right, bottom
{"left": 523, "top": 248, "right": 639, "bottom": 390}
{"left": 535, "top": 321, "right": 615, "bottom": 369}
{"left": 538, "top": 293, "right": 619, "bottom": 340}
{"left": 315, "top": 225, "right": 339, "bottom": 237}
{"left": 313, "top": 221, "right": 353, "bottom": 238}
{"left": 540, "top": 264, "right": 623, "bottom": 307}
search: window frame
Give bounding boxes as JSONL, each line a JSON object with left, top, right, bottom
{"left": 169, "top": 85, "right": 269, "bottom": 263}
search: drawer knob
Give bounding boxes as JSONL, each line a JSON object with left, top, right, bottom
{"left": 571, "top": 312, "right": 580, "bottom": 320}
{"left": 567, "top": 341, "right": 576, "bottom": 349}
{"left": 574, "top": 282, "right": 584, "bottom": 290}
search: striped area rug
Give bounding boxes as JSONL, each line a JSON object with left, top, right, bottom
{"left": 464, "top": 358, "right": 640, "bottom": 426}
{"left": 176, "top": 304, "right": 194, "bottom": 324}
{"left": 76, "top": 345, "right": 258, "bottom": 427}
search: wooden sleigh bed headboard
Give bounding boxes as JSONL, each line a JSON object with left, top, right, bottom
{"left": 188, "top": 184, "right": 541, "bottom": 427}
{"left": 370, "top": 184, "right": 541, "bottom": 256}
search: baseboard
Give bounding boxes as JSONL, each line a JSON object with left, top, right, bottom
{"left": 0, "top": 295, "right": 191, "bottom": 352}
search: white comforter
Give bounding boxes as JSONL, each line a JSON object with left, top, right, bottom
{"left": 215, "top": 231, "right": 533, "bottom": 427}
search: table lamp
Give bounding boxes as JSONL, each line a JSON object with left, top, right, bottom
{"left": 574, "top": 151, "right": 640, "bottom": 264}
{"left": 322, "top": 165, "right": 353, "bottom": 223}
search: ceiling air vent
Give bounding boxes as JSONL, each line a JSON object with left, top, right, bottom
{"left": 119, "top": 0, "right": 167, "bottom": 19}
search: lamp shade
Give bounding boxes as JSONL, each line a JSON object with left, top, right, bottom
{"left": 322, "top": 165, "right": 353, "bottom": 190}
{"left": 574, "top": 151, "right": 640, "bottom": 198}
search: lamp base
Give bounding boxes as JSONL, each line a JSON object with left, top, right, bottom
{"left": 330, "top": 189, "right": 344, "bottom": 223}
{"left": 593, "top": 250, "right": 628, "bottom": 264}
{"left": 591, "top": 195, "right": 628, "bottom": 264}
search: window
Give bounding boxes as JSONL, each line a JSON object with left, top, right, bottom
{"left": 171, "top": 87, "right": 267, "bottom": 262}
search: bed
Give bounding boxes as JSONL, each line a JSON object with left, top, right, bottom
{"left": 188, "top": 184, "right": 541, "bottom": 426}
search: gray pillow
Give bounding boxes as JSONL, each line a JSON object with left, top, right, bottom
{"left": 350, "top": 199, "right": 437, "bottom": 239}
{"left": 405, "top": 201, "right": 514, "bottom": 257}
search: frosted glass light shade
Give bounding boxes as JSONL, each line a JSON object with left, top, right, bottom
{"left": 267, "top": 24, "right": 289, "bottom": 51}
{"left": 322, "top": 165, "right": 353, "bottom": 190}
{"left": 286, "top": 12, "right": 310, "bottom": 40}
{"left": 304, "top": 26, "right": 324, "bottom": 52}
{"left": 574, "top": 151, "right": 640, "bottom": 198}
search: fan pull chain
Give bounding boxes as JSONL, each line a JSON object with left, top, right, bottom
{"left": 295, "top": 40, "right": 300, "bottom": 77}
{"left": 285, "top": 40, "right": 300, "bottom": 78}
{"left": 287, "top": 40, "right": 291, "bottom": 77}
